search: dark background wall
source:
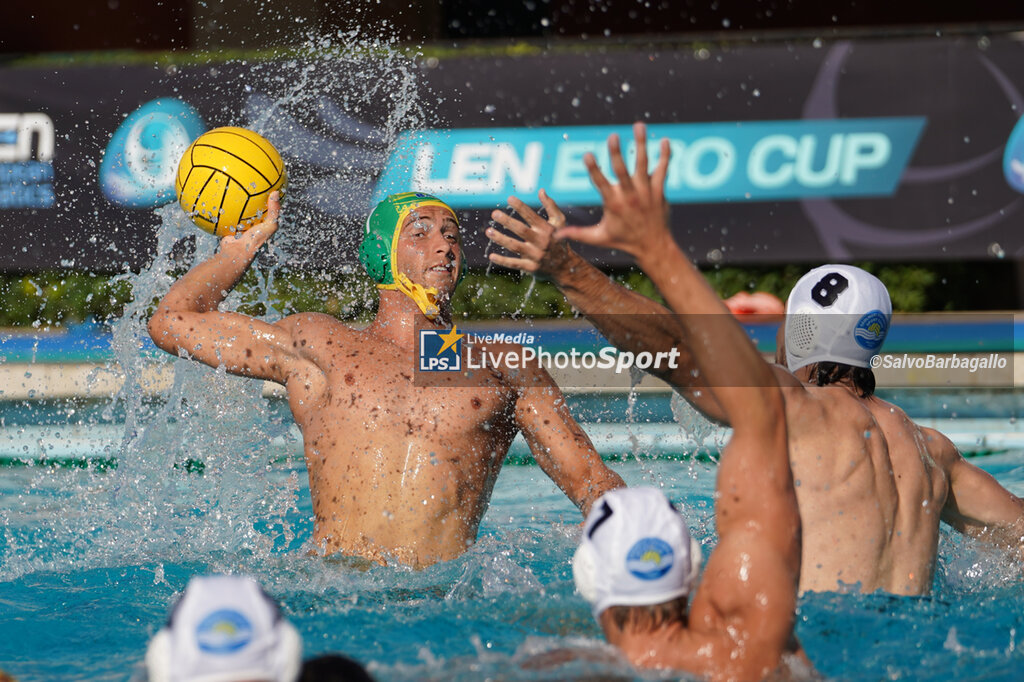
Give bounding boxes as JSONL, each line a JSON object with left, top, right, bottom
{"left": 3, "top": 0, "right": 1024, "bottom": 54}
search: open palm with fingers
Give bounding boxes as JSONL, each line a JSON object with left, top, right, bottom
{"left": 555, "top": 122, "right": 672, "bottom": 259}
{"left": 487, "top": 188, "right": 575, "bottom": 278}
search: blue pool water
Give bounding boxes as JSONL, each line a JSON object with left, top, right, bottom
{"left": 2, "top": 427, "right": 1024, "bottom": 681}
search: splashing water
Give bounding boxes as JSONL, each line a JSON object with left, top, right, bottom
{"left": 0, "top": 27, "right": 430, "bottom": 583}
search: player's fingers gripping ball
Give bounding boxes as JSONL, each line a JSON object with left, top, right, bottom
{"left": 175, "top": 127, "right": 287, "bottom": 236}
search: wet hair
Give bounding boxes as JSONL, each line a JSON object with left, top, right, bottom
{"left": 299, "top": 654, "right": 375, "bottom": 682}
{"left": 605, "top": 596, "right": 688, "bottom": 632}
{"left": 812, "top": 361, "right": 876, "bottom": 398}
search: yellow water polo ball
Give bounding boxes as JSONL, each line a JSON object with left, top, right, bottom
{"left": 175, "top": 126, "right": 287, "bottom": 236}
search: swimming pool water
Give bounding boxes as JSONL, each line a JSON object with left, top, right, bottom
{"left": 2, "top": 450, "right": 1024, "bottom": 681}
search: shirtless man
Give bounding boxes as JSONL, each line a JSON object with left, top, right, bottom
{"left": 567, "top": 182, "right": 804, "bottom": 679}
{"left": 488, "top": 122, "right": 1024, "bottom": 594}
{"left": 148, "top": 190, "right": 624, "bottom": 567}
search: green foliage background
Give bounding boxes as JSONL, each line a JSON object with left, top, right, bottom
{"left": 0, "top": 259, "right": 1015, "bottom": 329}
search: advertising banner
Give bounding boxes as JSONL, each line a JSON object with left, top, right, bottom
{"left": 1, "top": 35, "right": 1023, "bottom": 272}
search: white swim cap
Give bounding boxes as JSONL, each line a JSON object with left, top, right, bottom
{"left": 145, "top": 574, "right": 302, "bottom": 682}
{"left": 572, "top": 487, "right": 702, "bottom": 619}
{"left": 784, "top": 264, "right": 892, "bottom": 372}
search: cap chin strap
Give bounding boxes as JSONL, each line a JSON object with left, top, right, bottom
{"left": 378, "top": 275, "right": 442, "bottom": 321}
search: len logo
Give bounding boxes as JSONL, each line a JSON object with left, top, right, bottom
{"left": 419, "top": 325, "right": 464, "bottom": 372}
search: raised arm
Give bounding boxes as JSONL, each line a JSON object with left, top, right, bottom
{"left": 147, "top": 192, "right": 317, "bottom": 387}
{"left": 557, "top": 123, "right": 801, "bottom": 677}
{"left": 510, "top": 351, "right": 625, "bottom": 515}
{"left": 488, "top": 159, "right": 726, "bottom": 422}
{"left": 933, "top": 427, "right": 1024, "bottom": 557}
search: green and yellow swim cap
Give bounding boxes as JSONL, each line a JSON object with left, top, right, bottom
{"left": 359, "top": 192, "right": 464, "bottom": 320}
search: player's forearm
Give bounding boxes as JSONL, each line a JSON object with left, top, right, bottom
{"left": 575, "top": 465, "right": 626, "bottom": 515}
{"left": 157, "top": 237, "right": 266, "bottom": 314}
{"left": 552, "top": 249, "right": 696, "bottom": 376}
{"left": 635, "top": 235, "right": 779, "bottom": 428}
{"left": 979, "top": 503, "right": 1024, "bottom": 552}
{"left": 553, "top": 248, "right": 662, "bottom": 315}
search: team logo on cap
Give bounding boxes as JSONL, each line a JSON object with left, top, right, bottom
{"left": 195, "top": 609, "right": 254, "bottom": 654}
{"left": 853, "top": 310, "right": 888, "bottom": 350}
{"left": 625, "top": 537, "right": 675, "bottom": 580}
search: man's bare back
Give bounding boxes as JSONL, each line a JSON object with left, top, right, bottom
{"left": 149, "top": 191, "right": 624, "bottom": 567}
{"left": 778, "top": 376, "right": 949, "bottom": 594}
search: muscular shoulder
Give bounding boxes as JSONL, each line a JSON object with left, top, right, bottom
{"left": 917, "top": 424, "right": 959, "bottom": 468}
{"left": 863, "top": 396, "right": 959, "bottom": 466}
{"left": 688, "top": 528, "right": 799, "bottom": 671}
{"left": 862, "top": 396, "right": 921, "bottom": 438}
{"left": 770, "top": 364, "right": 836, "bottom": 418}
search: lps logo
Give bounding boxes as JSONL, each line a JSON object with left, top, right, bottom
{"left": 419, "top": 326, "right": 464, "bottom": 371}
{"left": 100, "top": 98, "right": 206, "bottom": 208}
{"left": 0, "top": 112, "right": 55, "bottom": 209}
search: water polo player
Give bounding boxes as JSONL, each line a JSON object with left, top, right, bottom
{"left": 489, "top": 121, "right": 1024, "bottom": 595}
{"left": 555, "top": 181, "right": 807, "bottom": 678}
{"left": 148, "top": 190, "right": 624, "bottom": 567}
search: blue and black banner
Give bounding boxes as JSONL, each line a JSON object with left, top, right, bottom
{"left": 2, "top": 36, "right": 1024, "bottom": 272}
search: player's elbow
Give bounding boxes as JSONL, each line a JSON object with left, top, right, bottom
{"left": 147, "top": 309, "right": 179, "bottom": 354}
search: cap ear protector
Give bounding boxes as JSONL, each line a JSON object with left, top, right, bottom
{"left": 359, "top": 192, "right": 464, "bottom": 320}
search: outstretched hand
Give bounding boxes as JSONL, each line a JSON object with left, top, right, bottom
{"left": 487, "top": 189, "right": 574, "bottom": 277}
{"left": 556, "top": 122, "right": 672, "bottom": 260}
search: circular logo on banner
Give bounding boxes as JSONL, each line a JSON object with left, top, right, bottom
{"left": 99, "top": 98, "right": 206, "bottom": 208}
{"left": 853, "top": 310, "right": 888, "bottom": 350}
{"left": 1003, "top": 115, "right": 1024, "bottom": 194}
{"left": 625, "top": 537, "right": 675, "bottom": 581}
{"left": 195, "top": 608, "right": 254, "bottom": 655}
